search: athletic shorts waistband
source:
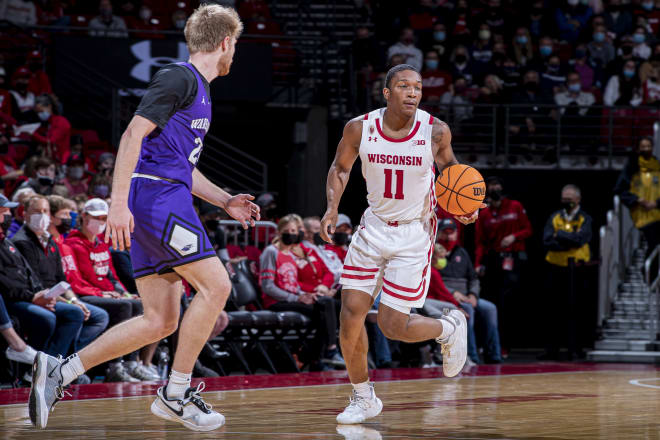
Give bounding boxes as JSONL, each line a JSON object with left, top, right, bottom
{"left": 131, "top": 173, "right": 183, "bottom": 185}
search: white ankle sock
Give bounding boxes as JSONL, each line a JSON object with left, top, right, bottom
{"left": 438, "top": 319, "right": 456, "bottom": 341}
{"left": 352, "top": 381, "right": 372, "bottom": 399}
{"left": 60, "top": 354, "right": 85, "bottom": 386}
{"left": 166, "top": 370, "right": 191, "bottom": 399}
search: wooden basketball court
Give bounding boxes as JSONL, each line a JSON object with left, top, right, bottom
{"left": 1, "top": 363, "right": 658, "bottom": 439}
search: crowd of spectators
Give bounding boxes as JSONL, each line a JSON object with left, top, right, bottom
{"left": 352, "top": 0, "right": 660, "bottom": 153}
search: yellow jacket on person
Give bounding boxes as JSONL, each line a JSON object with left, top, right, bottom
{"left": 543, "top": 209, "right": 592, "bottom": 267}
{"left": 615, "top": 155, "right": 660, "bottom": 229}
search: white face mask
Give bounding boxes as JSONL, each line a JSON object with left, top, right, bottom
{"left": 86, "top": 218, "right": 106, "bottom": 236}
{"left": 29, "top": 213, "right": 50, "bottom": 233}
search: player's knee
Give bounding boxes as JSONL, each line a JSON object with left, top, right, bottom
{"left": 198, "top": 280, "right": 231, "bottom": 308}
{"left": 340, "top": 293, "right": 370, "bottom": 323}
{"left": 376, "top": 312, "right": 406, "bottom": 340}
{"left": 143, "top": 313, "right": 179, "bottom": 339}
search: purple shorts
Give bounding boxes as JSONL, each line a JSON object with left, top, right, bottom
{"left": 128, "top": 176, "right": 216, "bottom": 279}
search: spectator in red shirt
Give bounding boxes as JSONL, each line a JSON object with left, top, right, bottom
{"left": 60, "top": 153, "right": 89, "bottom": 197}
{"left": 23, "top": 50, "right": 52, "bottom": 96}
{"left": 64, "top": 198, "right": 158, "bottom": 381}
{"left": 259, "top": 214, "right": 341, "bottom": 369}
{"left": 475, "top": 176, "right": 532, "bottom": 353}
{"left": 325, "top": 213, "right": 352, "bottom": 262}
{"left": 422, "top": 50, "right": 452, "bottom": 102}
{"left": 32, "top": 94, "right": 70, "bottom": 164}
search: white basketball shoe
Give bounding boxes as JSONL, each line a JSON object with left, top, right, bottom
{"left": 150, "top": 382, "right": 225, "bottom": 431}
{"left": 336, "top": 384, "right": 383, "bottom": 424}
{"left": 436, "top": 308, "right": 468, "bottom": 377}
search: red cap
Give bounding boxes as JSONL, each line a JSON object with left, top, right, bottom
{"left": 12, "top": 67, "right": 30, "bottom": 81}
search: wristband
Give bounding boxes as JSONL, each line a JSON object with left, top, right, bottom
{"left": 66, "top": 299, "right": 74, "bottom": 304}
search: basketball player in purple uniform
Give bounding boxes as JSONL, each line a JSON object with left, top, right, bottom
{"left": 29, "top": 5, "right": 257, "bottom": 431}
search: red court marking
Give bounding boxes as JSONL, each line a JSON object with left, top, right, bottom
{"left": 1, "top": 363, "right": 658, "bottom": 406}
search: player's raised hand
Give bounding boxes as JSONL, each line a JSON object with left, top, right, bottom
{"left": 226, "top": 194, "right": 260, "bottom": 230}
{"left": 105, "top": 203, "right": 134, "bottom": 251}
{"left": 320, "top": 210, "right": 338, "bottom": 243}
{"left": 454, "top": 203, "right": 487, "bottom": 225}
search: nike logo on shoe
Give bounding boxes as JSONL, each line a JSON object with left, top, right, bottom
{"left": 160, "top": 397, "right": 184, "bottom": 417}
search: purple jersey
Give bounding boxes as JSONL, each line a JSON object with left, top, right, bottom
{"left": 134, "top": 62, "right": 211, "bottom": 189}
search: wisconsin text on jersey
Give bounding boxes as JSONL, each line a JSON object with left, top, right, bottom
{"left": 190, "top": 118, "right": 210, "bottom": 131}
{"left": 367, "top": 154, "right": 424, "bottom": 167}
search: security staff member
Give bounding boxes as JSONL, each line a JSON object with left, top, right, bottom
{"left": 614, "top": 137, "right": 660, "bottom": 257}
{"left": 541, "top": 184, "right": 592, "bottom": 360}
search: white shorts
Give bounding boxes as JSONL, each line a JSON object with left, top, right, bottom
{"left": 340, "top": 208, "right": 438, "bottom": 315}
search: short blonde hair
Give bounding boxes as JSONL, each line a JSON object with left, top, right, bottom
{"left": 184, "top": 4, "right": 243, "bottom": 54}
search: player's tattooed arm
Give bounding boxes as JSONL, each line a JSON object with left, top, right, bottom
{"left": 431, "top": 118, "right": 459, "bottom": 173}
{"left": 321, "top": 118, "right": 361, "bottom": 243}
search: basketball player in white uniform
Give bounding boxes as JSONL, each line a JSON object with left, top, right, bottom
{"left": 321, "top": 64, "right": 484, "bottom": 424}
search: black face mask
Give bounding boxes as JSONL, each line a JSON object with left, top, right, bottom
{"left": 561, "top": 201, "right": 576, "bottom": 212}
{"left": 640, "top": 150, "right": 653, "bottom": 160}
{"left": 265, "top": 207, "right": 278, "bottom": 219}
{"left": 0, "top": 214, "right": 12, "bottom": 232}
{"left": 313, "top": 232, "right": 325, "bottom": 246}
{"left": 281, "top": 231, "right": 303, "bottom": 245}
{"left": 525, "top": 81, "right": 538, "bottom": 92}
{"left": 488, "top": 188, "right": 503, "bottom": 201}
{"left": 38, "top": 176, "right": 54, "bottom": 187}
{"left": 333, "top": 232, "right": 350, "bottom": 245}
{"left": 454, "top": 54, "right": 467, "bottom": 64}
{"left": 205, "top": 219, "right": 219, "bottom": 231}
{"left": 56, "top": 217, "right": 72, "bottom": 234}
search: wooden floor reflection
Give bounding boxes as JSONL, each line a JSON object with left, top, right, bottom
{"left": 1, "top": 366, "right": 659, "bottom": 439}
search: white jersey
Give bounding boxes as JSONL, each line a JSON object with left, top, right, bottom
{"left": 358, "top": 107, "right": 436, "bottom": 223}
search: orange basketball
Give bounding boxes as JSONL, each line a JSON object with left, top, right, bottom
{"left": 435, "top": 164, "right": 486, "bottom": 216}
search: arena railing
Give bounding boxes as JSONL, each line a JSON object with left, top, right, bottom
{"left": 219, "top": 220, "right": 279, "bottom": 249}
{"left": 411, "top": 102, "right": 660, "bottom": 169}
{"left": 644, "top": 245, "right": 660, "bottom": 342}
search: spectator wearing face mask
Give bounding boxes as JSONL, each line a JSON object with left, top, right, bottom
{"left": 440, "top": 76, "right": 473, "bottom": 126}
{"left": 22, "top": 50, "right": 52, "bottom": 96}
{"left": 429, "top": 23, "right": 450, "bottom": 63}
{"left": 555, "top": 71, "right": 597, "bottom": 147}
{"left": 541, "top": 184, "right": 592, "bottom": 360}
{"left": 615, "top": 137, "right": 660, "bottom": 259}
{"left": 0, "top": 194, "right": 86, "bottom": 361}
{"left": 421, "top": 50, "right": 452, "bottom": 102}
{"left": 470, "top": 24, "right": 493, "bottom": 66}
{"left": 12, "top": 195, "right": 109, "bottom": 362}
{"left": 528, "top": 1, "right": 554, "bottom": 38}
{"left": 386, "top": 28, "right": 423, "bottom": 71}
{"left": 324, "top": 213, "right": 352, "bottom": 262}
{"left": 635, "top": 1, "right": 660, "bottom": 34}
{"left": 89, "top": 0, "right": 128, "bottom": 38}
{"left": 32, "top": 94, "right": 71, "bottom": 164}
{"left": 512, "top": 27, "right": 534, "bottom": 68}
{"left": 509, "top": 70, "right": 555, "bottom": 147}
{"left": 17, "top": 156, "right": 56, "bottom": 196}
{"left": 631, "top": 26, "right": 651, "bottom": 60}
{"left": 604, "top": 60, "right": 642, "bottom": 106}
{"left": 475, "top": 177, "right": 532, "bottom": 354}
{"left": 449, "top": 45, "right": 475, "bottom": 86}
{"left": 587, "top": 23, "right": 615, "bottom": 69}
{"left": 540, "top": 55, "right": 567, "bottom": 96}
{"left": 129, "top": 5, "right": 165, "bottom": 39}
{"left": 556, "top": 0, "right": 593, "bottom": 43}
{"left": 259, "top": 214, "right": 341, "bottom": 370}
{"left": 170, "top": 9, "right": 187, "bottom": 33}
{"left": 88, "top": 173, "right": 111, "bottom": 200}
{"left": 61, "top": 153, "right": 89, "bottom": 197}
{"left": 9, "top": 67, "right": 35, "bottom": 122}
{"left": 96, "top": 152, "right": 115, "bottom": 176}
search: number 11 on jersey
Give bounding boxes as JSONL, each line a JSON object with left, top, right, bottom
{"left": 383, "top": 168, "right": 404, "bottom": 200}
